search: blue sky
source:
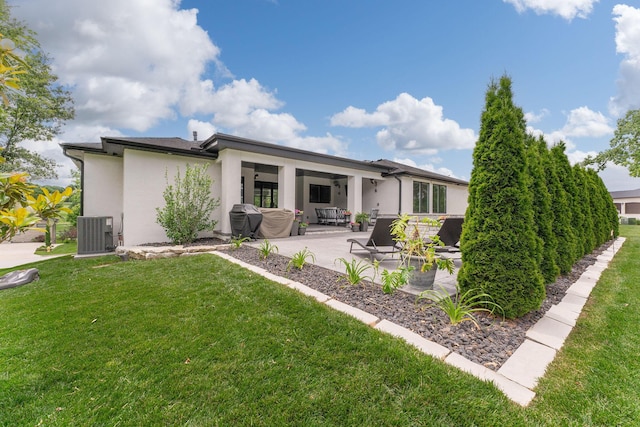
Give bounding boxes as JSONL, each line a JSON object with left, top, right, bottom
{"left": 11, "top": 0, "right": 640, "bottom": 190}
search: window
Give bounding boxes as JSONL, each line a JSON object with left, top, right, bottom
{"left": 413, "top": 181, "right": 429, "bottom": 213}
{"left": 309, "top": 184, "right": 331, "bottom": 203}
{"left": 432, "top": 184, "right": 447, "bottom": 213}
{"left": 254, "top": 181, "right": 278, "bottom": 208}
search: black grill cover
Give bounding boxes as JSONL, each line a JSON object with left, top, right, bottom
{"left": 229, "top": 204, "right": 263, "bottom": 239}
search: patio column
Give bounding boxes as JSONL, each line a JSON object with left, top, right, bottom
{"left": 218, "top": 150, "right": 242, "bottom": 234}
{"left": 347, "top": 174, "right": 362, "bottom": 214}
{"left": 278, "top": 162, "right": 296, "bottom": 211}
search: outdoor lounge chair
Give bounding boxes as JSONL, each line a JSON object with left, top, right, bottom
{"left": 433, "top": 217, "right": 464, "bottom": 252}
{"left": 347, "top": 217, "right": 399, "bottom": 260}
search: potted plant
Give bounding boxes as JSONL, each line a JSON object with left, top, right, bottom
{"left": 298, "top": 221, "right": 308, "bottom": 235}
{"left": 350, "top": 222, "right": 360, "bottom": 232}
{"left": 390, "top": 213, "right": 454, "bottom": 290}
{"left": 344, "top": 210, "right": 352, "bottom": 226}
{"left": 354, "top": 212, "right": 370, "bottom": 232}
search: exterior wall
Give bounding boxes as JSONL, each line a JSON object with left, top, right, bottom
{"left": 122, "top": 149, "right": 219, "bottom": 245}
{"left": 83, "top": 154, "right": 124, "bottom": 247}
{"left": 613, "top": 197, "right": 640, "bottom": 219}
{"left": 446, "top": 184, "right": 469, "bottom": 216}
{"left": 398, "top": 176, "right": 468, "bottom": 218}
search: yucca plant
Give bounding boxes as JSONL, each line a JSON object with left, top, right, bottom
{"left": 417, "top": 285, "right": 504, "bottom": 329}
{"left": 335, "top": 257, "right": 372, "bottom": 286}
{"left": 229, "top": 235, "right": 251, "bottom": 249}
{"left": 258, "top": 239, "right": 278, "bottom": 259}
{"left": 287, "top": 247, "right": 315, "bottom": 271}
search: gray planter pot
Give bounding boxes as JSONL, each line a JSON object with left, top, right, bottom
{"left": 406, "top": 256, "right": 438, "bottom": 290}
{"left": 359, "top": 222, "right": 369, "bottom": 232}
{"left": 291, "top": 220, "right": 300, "bottom": 236}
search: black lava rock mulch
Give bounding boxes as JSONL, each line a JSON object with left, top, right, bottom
{"left": 215, "top": 241, "right": 611, "bottom": 371}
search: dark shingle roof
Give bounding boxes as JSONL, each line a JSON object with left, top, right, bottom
{"left": 370, "top": 159, "right": 468, "bottom": 185}
{"left": 610, "top": 188, "right": 640, "bottom": 199}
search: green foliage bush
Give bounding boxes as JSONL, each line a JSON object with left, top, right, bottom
{"left": 156, "top": 164, "right": 220, "bottom": 245}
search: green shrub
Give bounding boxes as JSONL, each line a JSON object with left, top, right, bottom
{"left": 629, "top": 218, "right": 637, "bottom": 225}
{"left": 156, "top": 164, "right": 220, "bottom": 245}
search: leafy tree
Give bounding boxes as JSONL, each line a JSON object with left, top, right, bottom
{"left": 0, "top": 1, "right": 74, "bottom": 179}
{"left": 156, "top": 164, "right": 220, "bottom": 245}
{"left": 458, "top": 76, "right": 545, "bottom": 318}
{"left": 0, "top": 166, "right": 37, "bottom": 242}
{"left": 66, "top": 168, "right": 81, "bottom": 227}
{"left": 526, "top": 135, "right": 559, "bottom": 284}
{"left": 27, "top": 187, "right": 72, "bottom": 248}
{"left": 584, "top": 109, "right": 640, "bottom": 177}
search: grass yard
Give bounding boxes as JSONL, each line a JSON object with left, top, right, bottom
{"left": 34, "top": 241, "right": 78, "bottom": 256}
{"left": 0, "top": 226, "right": 638, "bottom": 426}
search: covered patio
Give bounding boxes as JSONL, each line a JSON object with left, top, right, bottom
{"left": 246, "top": 224, "right": 460, "bottom": 296}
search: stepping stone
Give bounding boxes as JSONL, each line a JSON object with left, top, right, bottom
{"left": 498, "top": 339, "right": 556, "bottom": 389}
{"left": 526, "top": 316, "right": 573, "bottom": 350}
{"left": 566, "top": 278, "right": 597, "bottom": 298}
{"left": 561, "top": 293, "right": 588, "bottom": 314}
{"left": 546, "top": 303, "right": 580, "bottom": 326}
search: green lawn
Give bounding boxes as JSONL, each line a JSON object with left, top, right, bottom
{"left": 0, "top": 226, "right": 638, "bottom": 426}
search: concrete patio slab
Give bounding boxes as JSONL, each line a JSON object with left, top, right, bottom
{"left": 526, "top": 316, "right": 574, "bottom": 350}
{"left": 375, "top": 319, "right": 451, "bottom": 359}
{"left": 445, "top": 352, "right": 536, "bottom": 407}
{"left": 498, "top": 339, "right": 556, "bottom": 390}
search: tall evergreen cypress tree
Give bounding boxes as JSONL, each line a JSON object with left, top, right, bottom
{"left": 458, "top": 76, "right": 544, "bottom": 318}
{"left": 573, "top": 165, "right": 595, "bottom": 255}
{"left": 548, "top": 143, "right": 578, "bottom": 272}
{"left": 527, "top": 135, "right": 559, "bottom": 284}
{"left": 551, "top": 143, "right": 582, "bottom": 263}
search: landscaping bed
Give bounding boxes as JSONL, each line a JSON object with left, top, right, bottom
{"left": 210, "top": 240, "right": 610, "bottom": 371}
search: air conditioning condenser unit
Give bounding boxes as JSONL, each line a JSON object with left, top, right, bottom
{"left": 77, "top": 216, "right": 115, "bottom": 255}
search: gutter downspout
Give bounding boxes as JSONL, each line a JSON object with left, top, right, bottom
{"left": 62, "top": 149, "right": 84, "bottom": 217}
{"left": 393, "top": 175, "right": 402, "bottom": 215}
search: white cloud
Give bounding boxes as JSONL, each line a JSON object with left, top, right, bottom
{"left": 529, "top": 106, "right": 613, "bottom": 149}
{"left": 187, "top": 120, "right": 216, "bottom": 141}
{"left": 503, "top": 0, "right": 598, "bottom": 20}
{"left": 525, "top": 108, "right": 550, "bottom": 124}
{"left": 610, "top": 4, "right": 640, "bottom": 116}
{"left": 330, "top": 93, "right": 476, "bottom": 155}
{"left": 11, "top": 0, "right": 345, "bottom": 166}
{"left": 393, "top": 157, "right": 458, "bottom": 179}
{"left": 12, "top": 0, "right": 222, "bottom": 132}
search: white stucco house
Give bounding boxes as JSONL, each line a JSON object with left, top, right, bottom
{"left": 610, "top": 188, "right": 640, "bottom": 220}
{"left": 61, "top": 133, "right": 469, "bottom": 246}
